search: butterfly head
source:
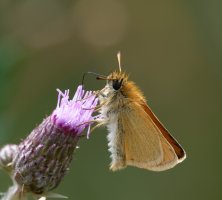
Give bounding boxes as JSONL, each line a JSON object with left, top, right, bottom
{"left": 107, "top": 71, "right": 128, "bottom": 91}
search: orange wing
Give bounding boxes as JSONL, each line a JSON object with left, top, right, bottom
{"left": 141, "top": 102, "right": 186, "bottom": 162}
{"left": 119, "top": 102, "right": 185, "bottom": 171}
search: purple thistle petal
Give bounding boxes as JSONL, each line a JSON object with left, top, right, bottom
{"left": 51, "top": 85, "right": 98, "bottom": 135}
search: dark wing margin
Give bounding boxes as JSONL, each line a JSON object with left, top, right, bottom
{"left": 140, "top": 102, "right": 186, "bottom": 161}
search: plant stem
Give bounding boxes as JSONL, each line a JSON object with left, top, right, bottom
{"left": 1, "top": 184, "right": 27, "bottom": 200}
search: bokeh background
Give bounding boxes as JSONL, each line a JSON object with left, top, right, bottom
{"left": 0, "top": 0, "right": 221, "bottom": 199}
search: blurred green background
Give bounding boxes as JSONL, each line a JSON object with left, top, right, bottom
{"left": 0, "top": 0, "right": 221, "bottom": 199}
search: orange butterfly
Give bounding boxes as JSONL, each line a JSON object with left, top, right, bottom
{"left": 96, "top": 53, "right": 186, "bottom": 171}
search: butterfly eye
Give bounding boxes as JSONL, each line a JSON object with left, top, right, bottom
{"left": 112, "top": 79, "right": 123, "bottom": 90}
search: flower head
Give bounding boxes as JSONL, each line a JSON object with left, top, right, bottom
{"left": 51, "top": 85, "right": 97, "bottom": 135}
{"left": 11, "top": 85, "right": 98, "bottom": 197}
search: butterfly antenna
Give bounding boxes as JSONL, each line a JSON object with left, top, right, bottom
{"left": 117, "top": 51, "right": 122, "bottom": 72}
{"left": 82, "top": 72, "right": 107, "bottom": 85}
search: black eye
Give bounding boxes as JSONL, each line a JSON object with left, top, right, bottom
{"left": 112, "top": 79, "right": 123, "bottom": 90}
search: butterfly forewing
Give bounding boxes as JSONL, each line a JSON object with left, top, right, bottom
{"left": 141, "top": 102, "right": 186, "bottom": 162}
{"left": 120, "top": 102, "right": 180, "bottom": 171}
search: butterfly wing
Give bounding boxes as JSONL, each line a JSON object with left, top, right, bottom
{"left": 141, "top": 102, "right": 186, "bottom": 162}
{"left": 119, "top": 102, "right": 185, "bottom": 171}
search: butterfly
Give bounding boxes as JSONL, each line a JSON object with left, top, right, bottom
{"left": 95, "top": 52, "right": 186, "bottom": 171}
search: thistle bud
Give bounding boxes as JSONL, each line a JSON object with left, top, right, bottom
{"left": 0, "top": 144, "right": 18, "bottom": 172}
{"left": 11, "top": 85, "right": 97, "bottom": 196}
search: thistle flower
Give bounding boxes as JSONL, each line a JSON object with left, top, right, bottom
{"left": 1, "top": 85, "right": 97, "bottom": 200}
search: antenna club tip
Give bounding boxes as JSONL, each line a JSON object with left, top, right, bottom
{"left": 117, "top": 51, "right": 122, "bottom": 72}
